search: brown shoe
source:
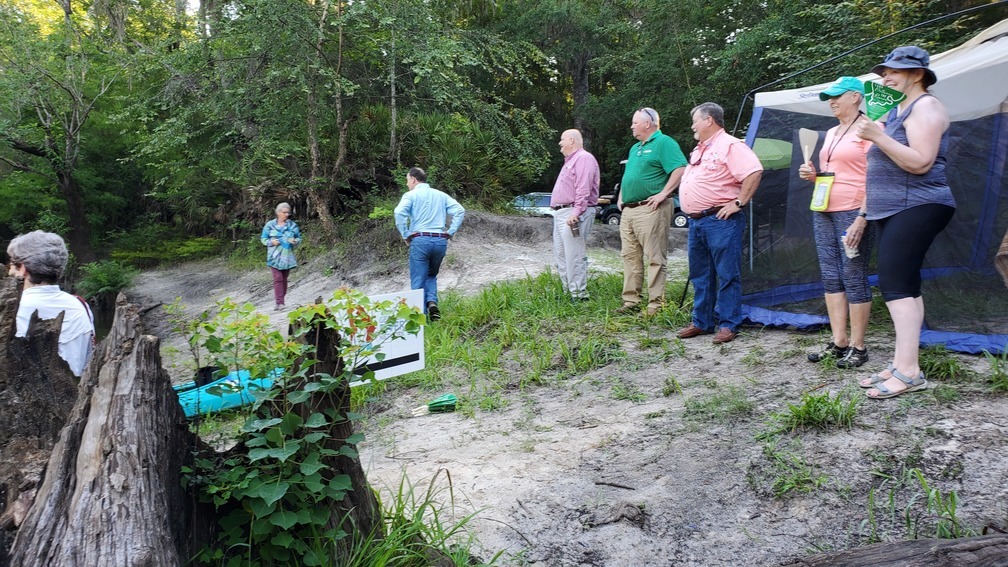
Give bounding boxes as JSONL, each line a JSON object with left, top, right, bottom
{"left": 646, "top": 305, "right": 661, "bottom": 317}
{"left": 712, "top": 327, "right": 738, "bottom": 344}
{"left": 676, "top": 324, "right": 711, "bottom": 339}
{"left": 615, "top": 303, "right": 639, "bottom": 315}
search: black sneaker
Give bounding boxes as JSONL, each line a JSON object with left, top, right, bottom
{"left": 426, "top": 301, "right": 441, "bottom": 321}
{"left": 808, "top": 342, "right": 847, "bottom": 363}
{"left": 836, "top": 346, "right": 868, "bottom": 368}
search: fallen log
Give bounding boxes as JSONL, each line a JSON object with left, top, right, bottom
{"left": 780, "top": 534, "right": 1008, "bottom": 567}
{"left": 8, "top": 293, "right": 208, "bottom": 567}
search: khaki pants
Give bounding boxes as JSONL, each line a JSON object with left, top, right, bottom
{"left": 553, "top": 207, "right": 596, "bottom": 298}
{"left": 620, "top": 199, "right": 672, "bottom": 309}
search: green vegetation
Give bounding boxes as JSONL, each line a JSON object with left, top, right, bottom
{"left": 918, "top": 345, "right": 971, "bottom": 383}
{"left": 983, "top": 349, "right": 1008, "bottom": 393}
{"left": 176, "top": 290, "right": 494, "bottom": 566}
{"left": 74, "top": 260, "right": 139, "bottom": 303}
{"left": 684, "top": 385, "right": 754, "bottom": 423}
{"left": 761, "top": 391, "right": 860, "bottom": 436}
{"left": 861, "top": 467, "right": 977, "bottom": 543}
{"left": 749, "top": 437, "right": 827, "bottom": 498}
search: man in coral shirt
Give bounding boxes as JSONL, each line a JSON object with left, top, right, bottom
{"left": 676, "top": 102, "right": 763, "bottom": 344}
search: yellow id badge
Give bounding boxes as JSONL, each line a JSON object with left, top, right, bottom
{"left": 810, "top": 172, "right": 835, "bottom": 212}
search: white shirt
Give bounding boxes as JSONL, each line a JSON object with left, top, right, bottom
{"left": 16, "top": 285, "right": 96, "bottom": 377}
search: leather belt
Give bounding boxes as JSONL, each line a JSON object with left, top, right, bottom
{"left": 411, "top": 232, "right": 450, "bottom": 239}
{"left": 622, "top": 201, "right": 646, "bottom": 209}
{"left": 687, "top": 206, "right": 725, "bottom": 220}
{"left": 550, "top": 203, "right": 574, "bottom": 210}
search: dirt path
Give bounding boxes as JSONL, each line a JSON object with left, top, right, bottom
{"left": 132, "top": 211, "right": 1008, "bottom": 567}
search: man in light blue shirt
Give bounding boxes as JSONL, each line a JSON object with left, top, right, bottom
{"left": 394, "top": 167, "right": 465, "bottom": 320}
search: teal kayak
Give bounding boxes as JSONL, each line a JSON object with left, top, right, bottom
{"left": 175, "top": 367, "right": 280, "bottom": 419}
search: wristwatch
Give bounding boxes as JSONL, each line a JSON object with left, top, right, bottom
{"left": 734, "top": 199, "right": 745, "bottom": 208}
{"left": 857, "top": 211, "right": 868, "bottom": 218}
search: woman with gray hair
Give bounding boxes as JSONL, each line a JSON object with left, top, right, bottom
{"left": 260, "top": 202, "right": 301, "bottom": 310}
{"left": 7, "top": 230, "right": 96, "bottom": 377}
{"left": 797, "top": 76, "right": 874, "bottom": 370}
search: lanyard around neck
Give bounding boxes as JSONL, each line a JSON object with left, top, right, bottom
{"left": 825, "top": 111, "right": 862, "bottom": 169}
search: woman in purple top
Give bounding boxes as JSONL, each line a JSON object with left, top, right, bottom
{"left": 855, "top": 46, "right": 955, "bottom": 399}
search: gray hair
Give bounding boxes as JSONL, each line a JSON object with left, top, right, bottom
{"left": 636, "top": 107, "right": 660, "bottom": 129}
{"left": 7, "top": 230, "right": 69, "bottom": 284}
{"left": 276, "top": 202, "right": 292, "bottom": 214}
{"left": 691, "top": 102, "right": 725, "bottom": 128}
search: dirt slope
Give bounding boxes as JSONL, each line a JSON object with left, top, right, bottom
{"left": 131, "top": 211, "right": 1008, "bottom": 567}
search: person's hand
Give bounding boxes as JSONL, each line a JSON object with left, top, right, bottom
{"left": 286, "top": 237, "right": 296, "bottom": 244}
{"left": 644, "top": 193, "right": 667, "bottom": 210}
{"left": 845, "top": 215, "right": 868, "bottom": 248}
{"left": 270, "top": 238, "right": 280, "bottom": 246}
{"left": 855, "top": 116, "right": 883, "bottom": 142}
{"left": 566, "top": 215, "right": 580, "bottom": 228}
{"left": 798, "top": 161, "right": 816, "bottom": 181}
{"left": 716, "top": 200, "right": 742, "bottom": 220}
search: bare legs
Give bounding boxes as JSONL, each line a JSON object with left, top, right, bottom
{"left": 823, "top": 292, "right": 870, "bottom": 350}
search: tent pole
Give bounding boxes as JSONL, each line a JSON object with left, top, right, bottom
{"left": 730, "top": 0, "right": 1008, "bottom": 136}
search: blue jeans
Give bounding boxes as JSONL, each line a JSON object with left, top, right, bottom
{"left": 687, "top": 213, "right": 746, "bottom": 332}
{"left": 409, "top": 236, "right": 448, "bottom": 308}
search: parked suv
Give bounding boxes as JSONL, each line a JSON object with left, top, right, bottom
{"left": 511, "top": 192, "right": 554, "bottom": 217}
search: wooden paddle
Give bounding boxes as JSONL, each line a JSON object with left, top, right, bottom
{"left": 798, "top": 128, "right": 819, "bottom": 165}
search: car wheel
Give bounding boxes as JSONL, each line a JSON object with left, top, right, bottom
{"left": 673, "top": 212, "right": 689, "bottom": 229}
{"left": 605, "top": 212, "right": 621, "bottom": 225}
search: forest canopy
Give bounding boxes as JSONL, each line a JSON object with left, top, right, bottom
{"left": 0, "top": 0, "right": 1004, "bottom": 263}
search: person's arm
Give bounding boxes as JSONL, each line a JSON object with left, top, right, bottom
{"left": 717, "top": 170, "right": 762, "bottom": 220}
{"left": 288, "top": 222, "right": 302, "bottom": 246}
{"left": 261, "top": 221, "right": 277, "bottom": 246}
{"left": 644, "top": 167, "right": 684, "bottom": 209}
{"left": 446, "top": 198, "right": 465, "bottom": 237}
{"left": 568, "top": 155, "right": 599, "bottom": 226}
{"left": 393, "top": 193, "right": 413, "bottom": 241}
{"left": 855, "top": 98, "right": 948, "bottom": 174}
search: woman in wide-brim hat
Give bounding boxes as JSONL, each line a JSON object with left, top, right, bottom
{"left": 855, "top": 46, "right": 955, "bottom": 399}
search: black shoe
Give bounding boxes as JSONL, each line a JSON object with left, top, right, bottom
{"left": 808, "top": 342, "right": 847, "bottom": 363}
{"left": 426, "top": 302, "right": 441, "bottom": 321}
{"left": 836, "top": 346, "right": 868, "bottom": 369}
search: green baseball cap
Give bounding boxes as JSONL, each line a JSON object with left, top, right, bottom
{"left": 819, "top": 76, "right": 865, "bottom": 101}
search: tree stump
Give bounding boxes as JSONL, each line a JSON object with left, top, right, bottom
{"left": 8, "top": 293, "right": 209, "bottom": 567}
{"left": 780, "top": 534, "right": 1008, "bottom": 567}
{"left": 292, "top": 316, "right": 381, "bottom": 553}
{"left": 0, "top": 278, "right": 80, "bottom": 564}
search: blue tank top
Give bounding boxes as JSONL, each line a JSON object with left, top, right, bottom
{"left": 865, "top": 94, "right": 955, "bottom": 220}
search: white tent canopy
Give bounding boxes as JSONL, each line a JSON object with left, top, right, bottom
{"left": 754, "top": 18, "right": 1008, "bottom": 122}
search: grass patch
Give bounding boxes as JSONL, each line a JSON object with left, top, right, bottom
{"left": 918, "top": 345, "right": 971, "bottom": 382}
{"left": 419, "top": 272, "right": 649, "bottom": 394}
{"left": 611, "top": 381, "right": 646, "bottom": 403}
{"left": 761, "top": 391, "right": 860, "bottom": 437}
{"left": 684, "top": 385, "right": 753, "bottom": 423}
{"left": 749, "top": 437, "right": 827, "bottom": 498}
{"left": 983, "top": 349, "right": 1008, "bottom": 393}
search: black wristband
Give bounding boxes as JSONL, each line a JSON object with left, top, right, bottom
{"left": 857, "top": 211, "right": 867, "bottom": 218}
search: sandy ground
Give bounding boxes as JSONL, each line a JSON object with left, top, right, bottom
{"left": 131, "top": 211, "right": 1008, "bottom": 567}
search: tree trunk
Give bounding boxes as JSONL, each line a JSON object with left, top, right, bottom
{"left": 292, "top": 310, "right": 381, "bottom": 554}
{"left": 305, "top": 0, "right": 337, "bottom": 236}
{"left": 0, "top": 278, "right": 79, "bottom": 565}
{"left": 57, "top": 173, "right": 97, "bottom": 265}
{"left": 780, "top": 534, "right": 1008, "bottom": 567}
{"left": 8, "top": 294, "right": 208, "bottom": 566}
{"left": 571, "top": 51, "right": 590, "bottom": 132}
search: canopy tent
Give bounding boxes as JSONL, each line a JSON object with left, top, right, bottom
{"left": 741, "top": 19, "right": 1008, "bottom": 354}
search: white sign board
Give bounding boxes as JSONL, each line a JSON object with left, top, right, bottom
{"left": 348, "top": 289, "right": 425, "bottom": 387}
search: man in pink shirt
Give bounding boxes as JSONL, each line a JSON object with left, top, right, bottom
{"left": 676, "top": 102, "right": 763, "bottom": 344}
{"left": 550, "top": 129, "right": 600, "bottom": 300}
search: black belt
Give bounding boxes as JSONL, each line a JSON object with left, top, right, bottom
{"left": 550, "top": 203, "right": 574, "bottom": 210}
{"left": 687, "top": 206, "right": 724, "bottom": 220}
{"left": 622, "top": 201, "right": 646, "bottom": 209}
{"left": 411, "top": 232, "right": 450, "bottom": 239}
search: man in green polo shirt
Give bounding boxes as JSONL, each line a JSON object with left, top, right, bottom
{"left": 616, "top": 107, "right": 688, "bottom": 316}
